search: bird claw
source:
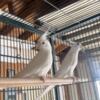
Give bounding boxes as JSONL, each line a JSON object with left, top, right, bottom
{"left": 71, "top": 76, "right": 79, "bottom": 83}
{"left": 40, "top": 76, "right": 46, "bottom": 82}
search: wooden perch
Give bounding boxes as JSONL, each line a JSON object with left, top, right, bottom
{"left": 0, "top": 78, "right": 88, "bottom": 89}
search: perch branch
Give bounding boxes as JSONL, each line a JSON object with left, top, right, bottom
{"left": 0, "top": 78, "right": 88, "bottom": 89}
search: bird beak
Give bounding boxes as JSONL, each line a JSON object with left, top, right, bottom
{"left": 35, "top": 45, "right": 39, "bottom": 51}
{"left": 31, "top": 38, "right": 40, "bottom": 51}
{"left": 31, "top": 46, "right": 39, "bottom": 51}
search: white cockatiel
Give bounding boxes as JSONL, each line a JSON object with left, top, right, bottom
{"left": 35, "top": 42, "right": 82, "bottom": 100}
{"left": 15, "top": 31, "right": 53, "bottom": 79}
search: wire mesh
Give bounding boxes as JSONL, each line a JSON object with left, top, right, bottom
{"left": 0, "top": 13, "right": 100, "bottom": 100}
{"left": 0, "top": 22, "right": 55, "bottom": 100}
{"left": 55, "top": 14, "right": 100, "bottom": 100}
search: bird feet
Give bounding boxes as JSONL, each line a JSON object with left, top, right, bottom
{"left": 40, "top": 76, "right": 47, "bottom": 82}
{"left": 40, "top": 75, "right": 52, "bottom": 82}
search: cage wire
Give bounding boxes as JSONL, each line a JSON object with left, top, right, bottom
{"left": 0, "top": 12, "right": 100, "bottom": 100}
{"left": 54, "top": 14, "right": 100, "bottom": 100}
{"left": 0, "top": 22, "right": 55, "bottom": 100}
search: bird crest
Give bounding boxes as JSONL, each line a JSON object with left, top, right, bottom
{"left": 40, "top": 32, "right": 48, "bottom": 39}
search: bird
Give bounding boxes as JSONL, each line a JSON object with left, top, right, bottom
{"left": 35, "top": 42, "right": 82, "bottom": 100}
{"left": 14, "top": 30, "right": 53, "bottom": 80}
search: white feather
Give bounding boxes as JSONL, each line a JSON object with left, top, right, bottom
{"left": 35, "top": 44, "right": 81, "bottom": 100}
{"left": 15, "top": 32, "right": 53, "bottom": 78}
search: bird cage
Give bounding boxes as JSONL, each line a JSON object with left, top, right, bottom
{"left": 0, "top": 10, "right": 100, "bottom": 100}
{"left": 53, "top": 14, "right": 100, "bottom": 100}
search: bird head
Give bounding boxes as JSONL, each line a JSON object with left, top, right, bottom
{"left": 35, "top": 32, "right": 52, "bottom": 51}
{"left": 66, "top": 40, "right": 84, "bottom": 52}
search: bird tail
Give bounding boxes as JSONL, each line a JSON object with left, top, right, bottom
{"left": 35, "top": 85, "right": 55, "bottom": 100}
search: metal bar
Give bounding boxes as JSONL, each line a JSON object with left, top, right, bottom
{"left": 0, "top": 54, "right": 32, "bottom": 60}
{"left": 75, "top": 33, "right": 100, "bottom": 43}
{"left": 0, "top": 10, "right": 43, "bottom": 35}
{"left": 88, "top": 47, "right": 100, "bottom": 53}
{"left": 55, "top": 13, "right": 100, "bottom": 34}
{"left": 0, "top": 78, "right": 88, "bottom": 89}
{"left": 61, "top": 28, "right": 100, "bottom": 40}
{"left": 82, "top": 38, "right": 100, "bottom": 46}
{"left": 49, "top": 36, "right": 59, "bottom": 100}
{"left": 43, "top": 0, "right": 59, "bottom": 10}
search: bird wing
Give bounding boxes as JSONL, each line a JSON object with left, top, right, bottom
{"left": 55, "top": 47, "right": 79, "bottom": 78}
{"left": 15, "top": 50, "right": 52, "bottom": 78}
{"left": 35, "top": 45, "right": 80, "bottom": 100}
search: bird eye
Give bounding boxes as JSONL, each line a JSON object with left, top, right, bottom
{"left": 42, "top": 42, "right": 45, "bottom": 44}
